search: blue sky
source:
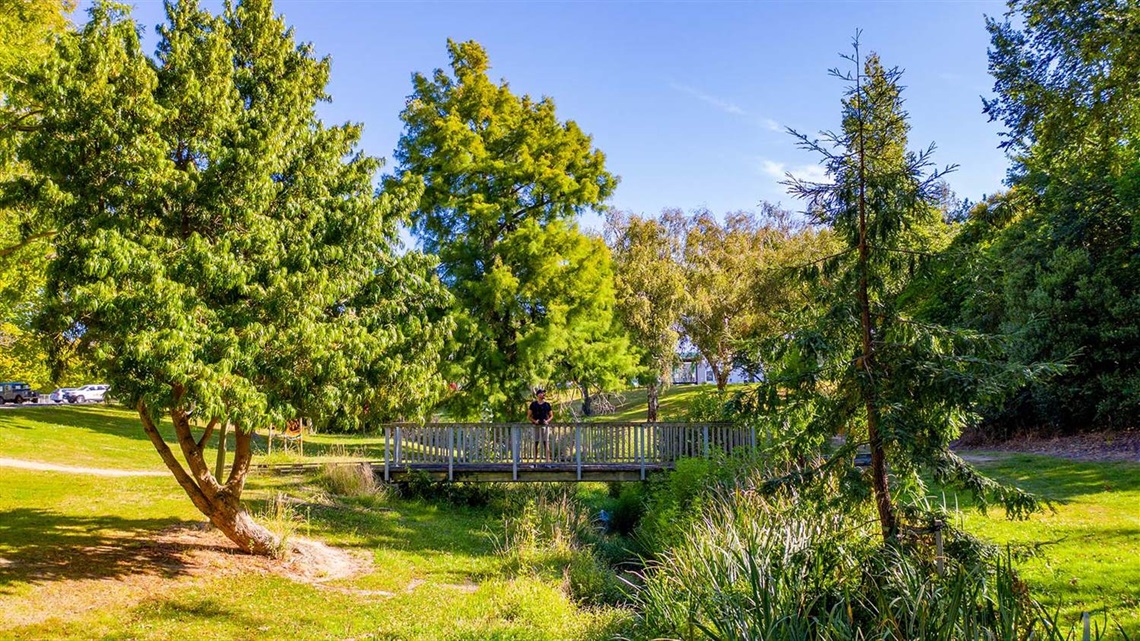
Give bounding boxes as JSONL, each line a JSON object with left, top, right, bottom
{"left": 85, "top": 0, "right": 1012, "bottom": 231}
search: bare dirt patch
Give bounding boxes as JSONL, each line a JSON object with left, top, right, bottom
{"left": 956, "top": 430, "right": 1140, "bottom": 463}
{"left": 0, "top": 524, "right": 373, "bottom": 631}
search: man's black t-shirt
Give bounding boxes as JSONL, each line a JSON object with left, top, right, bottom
{"left": 529, "top": 400, "right": 552, "bottom": 423}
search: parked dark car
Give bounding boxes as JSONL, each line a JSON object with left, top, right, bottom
{"left": 0, "top": 382, "right": 39, "bottom": 404}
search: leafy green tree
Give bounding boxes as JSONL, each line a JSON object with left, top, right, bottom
{"left": 396, "top": 40, "right": 621, "bottom": 420}
{"left": 674, "top": 209, "right": 767, "bottom": 390}
{"left": 550, "top": 234, "right": 638, "bottom": 416}
{"left": 733, "top": 204, "right": 842, "bottom": 381}
{"left": 973, "top": 0, "right": 1140, "bottom": 432}
{"left": 0, "top": 0, "right": 75, "bottom": 387}
{"left": 765, "top": 42, "right": 1039, "bottom": 542}
{"left": 606, "top": 210, "right": 687, "bottom": 421}
{"left": 9, "top": 0, "right": 450, "bottom": 554}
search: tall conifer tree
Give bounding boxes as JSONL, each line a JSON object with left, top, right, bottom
{"left": 766, "top": 40, "right": 1040, "bottom": 541}
{"left": 396, "top": 40, "right": 623, "bottom": 420}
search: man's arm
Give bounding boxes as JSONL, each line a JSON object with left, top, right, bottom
{"left": 527, "top": 404, "right": 536, "bottom": 425}
{"left": 544, "top": 404, "right": 553, "bottom": 425}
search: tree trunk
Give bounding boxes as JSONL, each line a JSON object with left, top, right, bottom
{"left": 646, "top": 381, "right": 660, "bottom": 422}
{"left": 214, "top": 422, "right": 228, "bottom": 480}
{"left": 855, "top": 58, "right": 897, "bottom": 543}
{"left": 713, "top": 366, "right": 729, "bottom": 391}
{"left": 580, "top": 383, "right": 593, "bottom": 417}
{"left": 138, "top": 393, "right": 281, "bottom": 556}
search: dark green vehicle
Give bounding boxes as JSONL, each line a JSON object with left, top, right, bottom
{"left": 0, "top": 382, "right": 39, "bottom": 404}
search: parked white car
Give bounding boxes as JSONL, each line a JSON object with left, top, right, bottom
{"left": 49, "top": 388, "right": 76, "bottom": 403}
{"left": 65, "top": 385, "right": 110, "bottom": 404}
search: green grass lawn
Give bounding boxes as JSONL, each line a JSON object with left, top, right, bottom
{"left": 2, "top": 405, "right": 1136, "bottom": 638}
{"left": 0, "top": 406, "right": 629, "bottom": 640}
{"left": 558, "top": 383, "right": 752, "bottom": 422}
{"left": 954, "top": 455, "right": 1140, "bottom": 637}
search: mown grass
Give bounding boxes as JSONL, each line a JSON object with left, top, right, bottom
{"left": 951, "top": 454, "right": 1140, "bottom": 636}
{"left": 0, "top": 406, "right": 630, "bottom": 640}
{"left": 2, "top": 405, "right": 1135, "bottom": 638}
{"left": 559, "top": 383, "right": 751, "bottom": 423}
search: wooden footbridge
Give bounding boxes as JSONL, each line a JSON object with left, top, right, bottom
{"left": 262, "top": 422, "right": 755, "bottom": 482}
{"left": 378, "top": 422, "right": 753, "bottom": 482}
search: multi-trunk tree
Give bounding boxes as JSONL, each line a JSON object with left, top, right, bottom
{"left": 396, "top": 40, "right": 626, "bottom": 420}
{"left": 764, "top": 41, "right": 1040, "bottom": 542}
{"left": 9, "top": 0, "right": 451, "bottom": 555}
{"left": 605, "top": 210, "right": 687, "bottom": 421}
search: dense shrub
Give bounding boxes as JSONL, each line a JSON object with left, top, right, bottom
{"left": 633, "top": 485, "right": 1112, "bottom": 640}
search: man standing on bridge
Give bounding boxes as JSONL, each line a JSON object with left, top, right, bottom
{"left": 527, "top": 388, "right": 553, "bottom": 461}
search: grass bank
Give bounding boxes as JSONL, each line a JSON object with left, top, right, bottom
{"left": 0, "top": 406, "right": 629, "bottom": 640}
{"left": 957, "top": 455, "right": 1140, "bottom": 636}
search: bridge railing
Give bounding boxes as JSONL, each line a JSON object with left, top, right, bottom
{"left": 380, "top": 422, "right": 752, "bottom": 481}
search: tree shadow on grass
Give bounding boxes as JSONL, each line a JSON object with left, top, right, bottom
{"left": 948, "top": 454, "right": 1140, "bottom": 504}
{"left": 0, "top": 508, "right": 223, "bottom": 593}
{"left": 3, "top": 405, "right": 376, "bottom": 461}
{"left": 0, "top": 405, "right": 155, "bottom": 443}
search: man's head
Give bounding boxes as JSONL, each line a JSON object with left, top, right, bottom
{"left": 535, "top": 388, "right": 546, "bottom": 400}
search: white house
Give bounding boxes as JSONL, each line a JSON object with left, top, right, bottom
{"left": 671, "top": 352, "right": 759, "bottom": 385}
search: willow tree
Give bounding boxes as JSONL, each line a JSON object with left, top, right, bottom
{"left": 396, "top": 40, "right": 620, "bottom": 420}
{"left": 764, "top": 40, "right": 1040, "bottom": 542}
{"left": 10, "top": 0, "right": 450, "bottom": 554}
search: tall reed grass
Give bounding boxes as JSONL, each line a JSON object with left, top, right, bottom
{"left": 634, "top": 487, "right": 1127, "bottom": 640}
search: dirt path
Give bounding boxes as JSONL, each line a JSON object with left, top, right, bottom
{"left": 955, "top": 430, "right": 1140, "bottom": 464}
{"left": 0, "top": 457, "right": 166, "bottom": 477}
{"left": 0, "top": 525, "right": 373, "bottom": 630}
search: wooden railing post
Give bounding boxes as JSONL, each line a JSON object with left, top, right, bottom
{"left": 702, "top": 424, "right": 709, "bottom": 459}
{"left": 384, "top": 426, "right": 390, "bottom": 482}
{"left": 395, "top": 426, "right": 402, "bottom": 466}
{"left": 639, "top": 424, "right": 646, "bottom": 480}
{"left": 511, "top": 425, "right": 519, "bottom": 481}
{"left": 575, "top": 424, "right": 582, "bottom": 481}
{"left": 448, "top": 426, "right": 455, "bottom": 482}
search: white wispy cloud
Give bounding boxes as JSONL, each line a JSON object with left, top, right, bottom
{"left": 670, "top": 82, "right": 747, "bottom": 116}
{"left": 759, "top": 158, "right": 830, "bottom": 185}
{"left": 669, "top": 82, "right": 783, "bottom": 133}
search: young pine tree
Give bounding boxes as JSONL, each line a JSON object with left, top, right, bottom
{"left": 765, "top": 40, "right": 1042, "bottom": 542}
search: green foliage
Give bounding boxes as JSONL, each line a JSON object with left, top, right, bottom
{"left": 673, "top": 206, "right": 827, "bottom": 390}
{"left": 674, "top": 209, "right": 769, "bottom": 390}
{"left": 683, "top": 388, "right": 738, "bottom": 423}
{"left": 395, "top": 40, "right": 623, "bottom": 420}
{"left": 494, "top": 490, "right": 627, "bottom": 607}
{"left": 920, "top": 0, "right": 1140, "bottom": 434}
{"left": 8, "top": 0, "right": 451, "bottom": 429}
{"left": 0, "top": 0, "right": 75, "bottom": 388}
{"left": 759, "top": 41, "right": 1045, "bottom": 539}
{"left": 604, "top": 210, "right": 687, "bottom": 419}
{"left": 634, "top": 485, "right": 1113, "bottom": 641}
